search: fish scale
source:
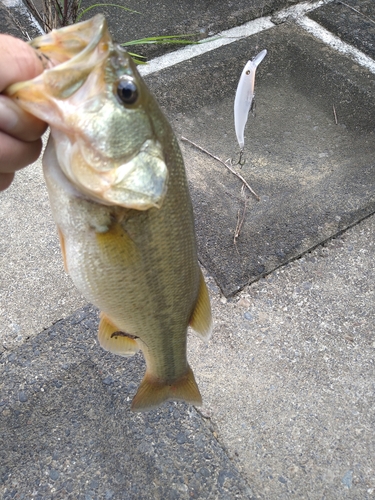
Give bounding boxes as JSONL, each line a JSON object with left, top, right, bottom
{"left": 6, "top": 15, "right": 212, "bottom": 411}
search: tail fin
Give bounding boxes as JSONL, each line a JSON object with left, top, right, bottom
{"left": 131, "top": 365, "right": 202, "bottom": 412}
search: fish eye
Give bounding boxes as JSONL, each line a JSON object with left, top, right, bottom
{"left": 116, "top": 77, "right": 139, "bottom": 105}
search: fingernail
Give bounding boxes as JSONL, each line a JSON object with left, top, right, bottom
{"left": 0, "top": 95, "right": 19, "bottom": 131}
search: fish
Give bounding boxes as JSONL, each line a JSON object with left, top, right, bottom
{"left": 5, "top": 14, "right": 212, "bottom": 411}
{"left": 234, "top": 49, "right": 267, "bottom": 150}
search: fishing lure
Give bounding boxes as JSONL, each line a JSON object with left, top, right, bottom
{"left": 234, "top": 49, "right": 267, "bottom": 157}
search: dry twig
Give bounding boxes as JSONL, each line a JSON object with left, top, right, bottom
{"left": 332, "top": 104, "right": 338, "bottom": 125}
{"left": 337, "top": 1, "right": 375, "bottom": 26}
{"left": 3, "top": 4, "right": 31, "bottom": 39}
{"left": 234, "top": 187, "right": 248, "bottom": 247}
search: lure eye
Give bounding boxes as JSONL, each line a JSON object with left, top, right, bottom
{"left": 246, "top": 70, "right": 250, "bottom": 75}
{"left": 117, "top": 77, "right": 139, "bottom": 105}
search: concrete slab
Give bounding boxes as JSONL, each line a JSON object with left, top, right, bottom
{"left": 0, "top": 305, "right": 253, "bottom": 499}
{"left": 0, "top": 154, "right": 86, "bottom": 352}
{"left": 0, "top": 3, "right": 86, "bottom": 350}
{"left": 145, "top": 21, "right": 375, "bottom": 295}
{"left": 189, "top": 214, "right": 375, "bottom": 499}
{"left": 309, "top": 0, "right": 375, "bottom": 59}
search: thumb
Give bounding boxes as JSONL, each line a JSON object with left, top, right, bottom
{"left": 0, "top": 34, "right": 44, "bottom": 92}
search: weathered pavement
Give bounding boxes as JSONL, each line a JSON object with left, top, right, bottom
{"left": 1, "top": 1, "right": 375, "bottom": 498}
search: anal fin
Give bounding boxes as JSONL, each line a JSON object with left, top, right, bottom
{"left": 189, "top": 270, "right": 213, "bottom": 341}
{"left": 98, "top": 312, "right": 139, "bottom": 357}
{"left": 131, "top": 364, "right": 202, "bottom": 412}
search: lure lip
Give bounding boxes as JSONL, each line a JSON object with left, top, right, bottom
{"left": 251, "top": 49, "right": 267, "bottom": 67}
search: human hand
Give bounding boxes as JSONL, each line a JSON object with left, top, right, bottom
{"left": 0, "top": 34, "right": 47, "bottom": 191}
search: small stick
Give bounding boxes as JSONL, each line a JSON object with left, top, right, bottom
{"left": 234, "top": 209, "right": 242, "bottom": 255}
{"left": 333, "top": 104, "right": 338, "bottom": 125}
{"left": 337, "top": 1, "right": 375, "bottom": 26}
{"left": 181, "top": 136, "right": 260, "bottom": 201}
{"left": 234, "top": 196, "right": 248, "bottom": 246}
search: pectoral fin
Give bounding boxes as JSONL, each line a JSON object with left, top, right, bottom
{"left": 95, "top": 222, "right": 139, "bottom": 267}
{"left": 189, "top": 270, "right": 213, "bottom": 341}
{"left": 98, "top": 312, "right": 139, "bottom": 357}
{"left": 131, "top": 364, "right": 202, "bottom": 412}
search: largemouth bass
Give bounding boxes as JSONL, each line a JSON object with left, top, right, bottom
{"left": 5, "top": 15, "right": 212, "bottom": 411}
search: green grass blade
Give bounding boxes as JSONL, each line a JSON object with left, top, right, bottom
{"left": 123, "top": 34, "right": 220, "bottom": 63}
{"left": 128, "top": 54, "right": 148, "bottom": 65}
{"left": 76, "top": 3, "right": 141, "bottom": 22}
{"left": 128, "top": 52, "right": 147, "bottom": 60}
{"left": 123, "top": 34, "right": 200, "bottom": 46}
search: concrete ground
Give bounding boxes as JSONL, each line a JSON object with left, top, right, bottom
{"left": 1, "top": 0, "right": 375, "bottom": 498}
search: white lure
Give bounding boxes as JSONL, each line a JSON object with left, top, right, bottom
{"left": 234, "top": 49, "right": 267, "bottom": 150}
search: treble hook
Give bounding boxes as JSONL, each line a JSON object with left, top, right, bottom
{"left": 228, "top": 148, "right": 246, "bottom": 167}
{"left": 237, "top": 148, "right": 246, "bottom": 167}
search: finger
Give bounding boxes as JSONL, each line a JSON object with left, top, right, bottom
{"left": 0, "top": 172, "right": 15, "bottom": 191}
{"left": 0, "top": 95, "right": 47, "bottom": 142}
{"left": 0, "top": 35, "right": 44, "bottom": 92}
{"left": 0, "top": 131, "right": 42, "bottom": 174}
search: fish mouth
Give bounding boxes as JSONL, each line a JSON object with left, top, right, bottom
{"left": 5, "top": 15, "right": 111, "bottom": 108}
{"left": 30, "top": 14, "right": 109, "bottom": 70}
